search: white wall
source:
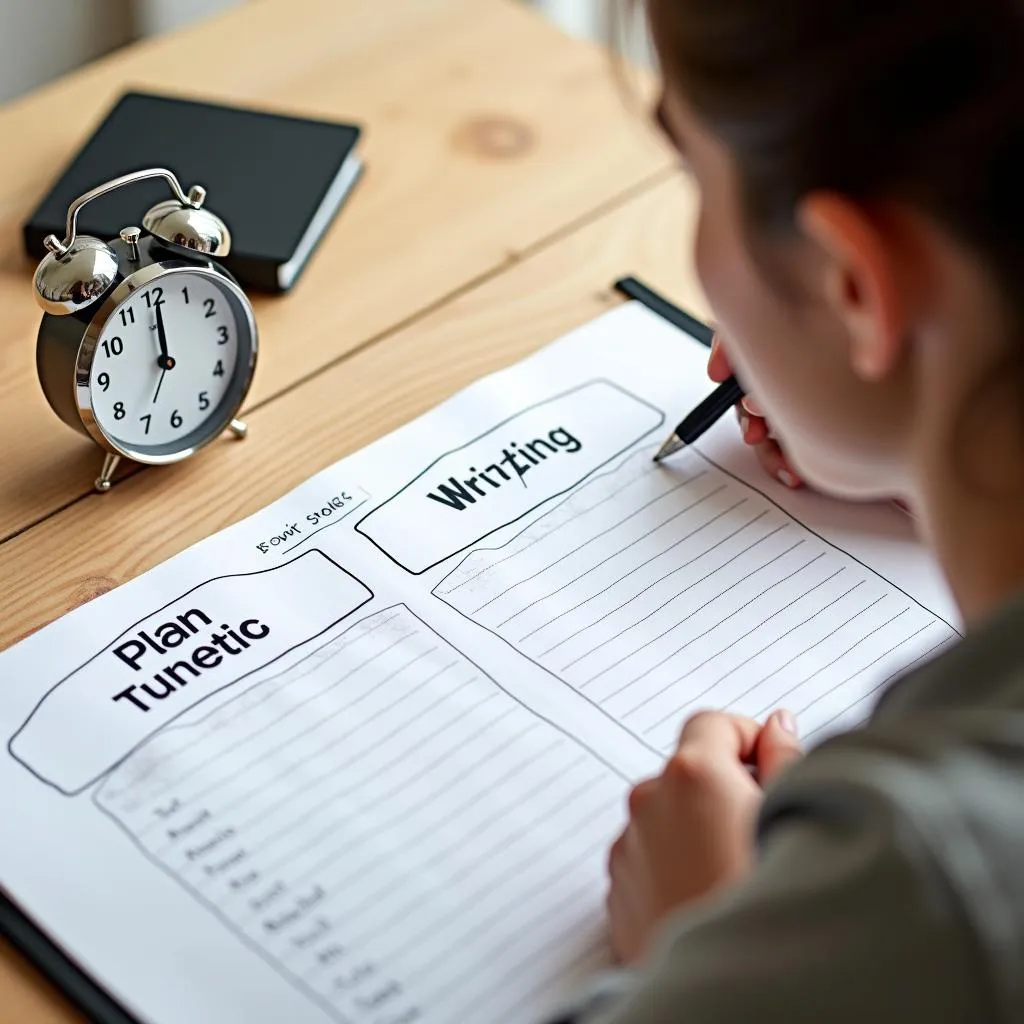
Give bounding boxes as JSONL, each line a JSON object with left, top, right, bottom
{"left": 0, "top": 0, "right": 243, "bottom": 104}
{"left": 534, "top": 0, "right": 603, "bottom": 38}
{"left": 0, "top": 0, "right": 133, "bottom": 103}
{"left": 535, "top": 1, "right": 652, "bottom": 63}
{"left": 132, "top": 0, "right": 244, "bottom": 39}
{"left": 0, "top": 0, "right": 618, "bottom": 106}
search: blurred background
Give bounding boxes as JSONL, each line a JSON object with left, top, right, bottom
{"left": 0, "top": 0, "right": 609, "bottom": 104}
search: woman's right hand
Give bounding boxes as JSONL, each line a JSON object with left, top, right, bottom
{"left": 708, "top": 336, "right": 803, "bottom": 490}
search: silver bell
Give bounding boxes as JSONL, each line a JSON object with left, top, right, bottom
{"left": 33, "top": 236, "right": 119, "bottom": 316}
{"left": 143, "top": 188, "right": 231, "bottom": 257}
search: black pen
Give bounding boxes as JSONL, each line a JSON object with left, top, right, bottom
{"left": 653, "top": 375, "right": 745, "bottom": 462}
{"left": 608, "top": 277, "right": 747, "bottom": 462}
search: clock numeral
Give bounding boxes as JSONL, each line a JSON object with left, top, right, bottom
{"left": 198, "top": 391, "right": 210, "bottom": 411}
{"left": 119, "top": 307, "right": 135, "bottom": 327}
{"left": 213, "top": 359, "right": 225, "bottom": 377}
{"left": 203, "top": 298, "right": 217, "bottom": 319}
{"left": 113, "top": 401, "right": 126, "bottom": 421}
{"left": 97, "top": 372, "right": 110, "bottom": 392}
{"left": 217, "top": 325, "right": 229, "bottom": 345}
{"left": 139, "top": 413, "right": 152, "bottom": 435}
{"left": 101, "top": 336, "right": 124, "bottom": 359}
{"left": 142, "top": 286, "right": 164, "bottom": 309}
{"left": 182, "top": 286, "right": 190, "bottom": 304}
{"left": 170, "top": 409, "right": 183, "bottom": 429}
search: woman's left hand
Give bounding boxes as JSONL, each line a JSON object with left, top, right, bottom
{"left": 606, "top": 709, "right": 802, "bottom": 964}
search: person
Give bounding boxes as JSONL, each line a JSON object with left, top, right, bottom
{"left": 551, "top": 0, "right": 1024, "bottom": 1020}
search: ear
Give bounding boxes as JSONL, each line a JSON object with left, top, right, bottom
{"left": 796, "top": 193, "right": 905, "bottom": 381}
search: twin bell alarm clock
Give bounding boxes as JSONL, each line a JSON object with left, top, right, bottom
{"left": 31, "top": 167, "right": 258, "bottom": 492}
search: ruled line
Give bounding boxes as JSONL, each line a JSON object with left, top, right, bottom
{"left": 343, "top": 776, "right": 610, "bottom": 961}
{"left": 643, "top": 593, "right": 892, "bottom": 737}
{"left": 156, "top": 644, "right": 440, "bottom": 828}
{"left": 220, "top": 670, "right": 486, "bottom": 852}
{"left": 444, "top": 468, "right": 696, "bottom": 595}
{"left": 526, "top": 494, "right": 746, "bottom": 648}
{"left": 133, "top": 628, "right": 421, "bottom": 813}
{"left": 605, "top": 552, "right": 828, "bottom": 710}
{"left": 496, "top": 485, "right": 731, "bottom": 630}
{"left": 407, "top": 871, "right": 597, "bottom": 994}
{"left": 405, "top": 839, "right": 604, "bottom": 985}
{"left": 497, "top": 933, "right": 608, "bottom": 1022}
{"left": 370, "top": 797, "right": 607, "bottom": 965}
{"left": 577, "top": 533, "right": 800, "bottom": 683}
{"left": 114, "top": 612, "right": 406, "bottom": 810}
{"left": 99, "top": 606, "right": 626, "bottom": 1024}
{"left": 424, "top": 881, "right": 599, "bottom": 1018}
{"left": 517, "top": 487, "right": 732, "bottom": 646}
{"left": 698, "top": 596, "right": 888, "bottom": 719}
{"left": 746, "top": 606, "right": 909, "bottom": 718}
{"left": 274, "top": 757, "right": 602, "bottom": 972}
{"left": 620, "top": 568, "right": 847, "bottom": 716}
{"left": 794, "top": 621, "right": 935, "bottom": 719}
{"left": 471, "top": 471, "right": 710, "bottom": 614}
{"left": 653, "top": 575, "right": 860, "bottom": 715}
{"left": 801, "top": 635, "right": 955, "bottom": 741}
{"left": 472, "top": 930, "right": 607, "bottom": 1022}
{"left": 436, "top": 447, "right": 959, "bottom": 760}
{"left": 246, "top": 719, "right": 551, "bottom": 893}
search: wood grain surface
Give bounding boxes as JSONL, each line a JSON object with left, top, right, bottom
{"left": 0, "top": 939, "right": 85, "bottom": 1024}
{"left": 0, "top": 0, "right": 669, "bottom": 542}
{"left": 0, "top": 175, "right": 704, "bottom": 653}
{"left": 0, "top": 2, "right": 703, "bottom": 1020}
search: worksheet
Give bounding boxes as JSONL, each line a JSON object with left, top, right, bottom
{"left": 0, "top": 301, "right": 960, "bottom": 1024}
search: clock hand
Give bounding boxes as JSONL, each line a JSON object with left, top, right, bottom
{"left": 153, "top": 367, "right": 167, "bottom": 405}
{"left": 154, "top": 303, "right": 175, "bottom": 371}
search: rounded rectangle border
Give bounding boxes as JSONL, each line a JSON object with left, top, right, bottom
{"left": 354, "top": 380, "right": 665, "bottom": 574}
{"left": 8, "top": 550, "right": 374, "bottom": 796}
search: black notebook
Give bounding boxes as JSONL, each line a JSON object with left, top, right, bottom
{"left": 23, "top": 91, "right": 363, "bottom": 293}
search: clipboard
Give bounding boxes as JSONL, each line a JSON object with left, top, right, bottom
{"left": 0, "top": 274, "right": 708, "bottom": 1024}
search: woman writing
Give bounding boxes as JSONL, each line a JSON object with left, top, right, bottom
{"left": 561, "top": 0, "right": 1024, "bottom": 1020}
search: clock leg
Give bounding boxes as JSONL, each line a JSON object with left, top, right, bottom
{"left": 94, "top": 453, "right": 121, "bottom": 493}
{"left": 228, "top": 419, "right": 248, "bottom": 439}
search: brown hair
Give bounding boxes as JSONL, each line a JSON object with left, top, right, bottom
{"left": 639, "top": 0, "right": 1023, "bottom": 303}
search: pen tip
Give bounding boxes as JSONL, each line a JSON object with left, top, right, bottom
{"left": 653, "top": 436, "right": 686, "bottom": 462}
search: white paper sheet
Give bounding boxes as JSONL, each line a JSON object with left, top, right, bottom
{"left": 0, "top": 301, "right": 960, "bottom": 1024}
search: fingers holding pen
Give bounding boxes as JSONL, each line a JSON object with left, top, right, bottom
{"left": 707, "top": 335, "right": 732, "bottom": 383}
{"left": 710, "top": 333, "right": 804, "bottom": 490}
{"left": 745, "top": 413, "right": 806, "bottom": 489}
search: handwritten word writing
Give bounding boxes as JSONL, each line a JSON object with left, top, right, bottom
{"left": 426, "top": 428, "right": 581, "bottom": 512}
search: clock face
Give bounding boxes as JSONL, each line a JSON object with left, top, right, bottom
{"left": 88, "top": 271, "right": 244, "bottom": 451}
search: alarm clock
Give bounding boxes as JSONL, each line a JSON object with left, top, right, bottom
{"left": 32, "top": 167, "right": 258, "bottom": 492}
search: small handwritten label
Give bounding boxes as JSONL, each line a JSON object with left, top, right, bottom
{"left": 256, "top": 491, "right": 364, "bottom": 555}
{"left": 203, "top": 848, "right": 247, "bottom": 877}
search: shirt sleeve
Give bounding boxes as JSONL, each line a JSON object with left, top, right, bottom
{"left": 567, "top": 736, "right": 995, "bottom": 1024}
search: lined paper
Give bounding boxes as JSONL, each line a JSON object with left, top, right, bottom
{"left": 96, "top": 606, "right": 624, "bottom": 1024}
{"left": 436, "top": 448, "right": 959, "bottom": 751}
{"left": 0, "top": 300, "right": 961, "bottom": 1024}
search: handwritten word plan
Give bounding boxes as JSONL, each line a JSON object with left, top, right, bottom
{"left": 0, "top": 301, "right": 960, "bottom": 1024}
{"left": 96, "top": 607, "right": 619, "bottom": 1023}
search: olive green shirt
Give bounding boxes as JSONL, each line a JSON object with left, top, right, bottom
{"left": 555, "top": 588, "right": 1024, "bottom": 1023}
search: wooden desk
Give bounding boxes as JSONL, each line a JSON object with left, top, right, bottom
{"left": 0, "top": 0, "right": 705, "bottom": 1018}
